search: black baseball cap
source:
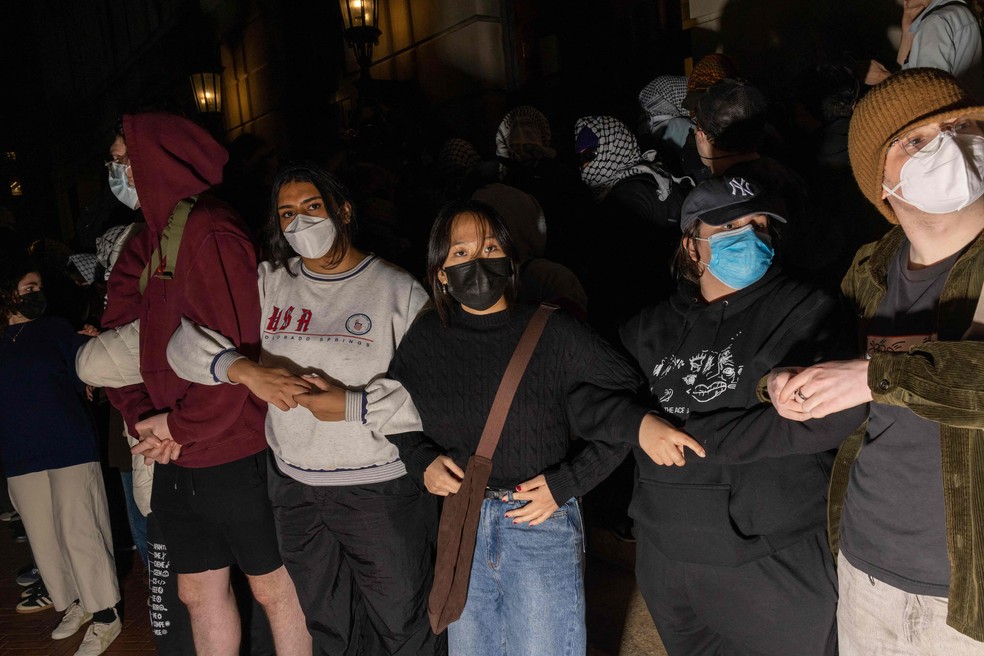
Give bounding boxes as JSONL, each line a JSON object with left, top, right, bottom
{"left": 680, "top": 175, "right": 786, "bottom": 232}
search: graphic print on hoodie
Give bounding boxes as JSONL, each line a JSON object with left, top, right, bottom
{"left": 620, "top": 269, "right": 849, "bottom": 564}
{"left": 650, "top": 333, "right": 744, "bottom": 415}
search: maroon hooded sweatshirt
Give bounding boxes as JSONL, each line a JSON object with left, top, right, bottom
{"left": 102, "top": 113, "right": 266, "bottom": 468}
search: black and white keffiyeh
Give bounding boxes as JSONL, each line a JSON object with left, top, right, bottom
{"left": 67, "top": 253, "right": 98, "bottom": 286}
{"left": 495, "top": 106, "right": 556, "bottom": 162}
{"left": 575, "top": 116, "right": 676, "bottom": 201}
{"left": 96, "top": 223, "right": 143, "bottom": 281}
{"left": 438, "top": 138, "right": 481, "bottom": 178}
{"left": 639, "top": 75, "right": 688, "bottom": 123}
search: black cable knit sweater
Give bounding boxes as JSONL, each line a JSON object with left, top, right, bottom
{"left": 388, "top": 303, "right": 651, "bottom": 504}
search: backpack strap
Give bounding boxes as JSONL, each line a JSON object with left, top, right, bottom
{"left": 139, "top": 196, "right": 198, "bottom": 295}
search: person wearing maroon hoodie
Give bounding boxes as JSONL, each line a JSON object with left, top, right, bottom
{"left": 100, "top": 113, "right": 310, "bottom": 656}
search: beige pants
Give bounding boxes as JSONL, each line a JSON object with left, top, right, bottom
{"left": 838, "top": 552, "right": 983, "bottom": 654}
{"left": 8, "top": 462, "right": 121, "bottom": 612}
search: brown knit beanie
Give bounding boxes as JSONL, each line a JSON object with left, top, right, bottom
{"left": 848, "top": 68, "right": 984, "bottom": 223}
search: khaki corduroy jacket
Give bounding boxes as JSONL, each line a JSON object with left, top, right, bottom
{"left": 830, "top": 224, "right": 984, "bottom": 642}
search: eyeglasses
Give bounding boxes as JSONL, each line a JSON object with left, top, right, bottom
{"left": 891, "top": 115, "right": 984, "bottom": 158}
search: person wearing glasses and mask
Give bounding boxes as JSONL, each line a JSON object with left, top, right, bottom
{"left": 100, "top": 113, "right": 309, "bottom": 656}
{"left": 771, "top": 69, "right": 984, "bottom": 653}
{"left": 618, "top": 174, "right": 851, "bottom": 656}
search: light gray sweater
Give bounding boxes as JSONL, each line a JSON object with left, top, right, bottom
{"left": 167, "top": 255, "right": 429, "bottom": 485}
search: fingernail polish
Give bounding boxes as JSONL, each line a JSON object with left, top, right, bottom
{"left": 516, "top": 485, "right": 522, "bottom": 491}
{"left": 513, "top": 520, "right": 518, "bottom": 525}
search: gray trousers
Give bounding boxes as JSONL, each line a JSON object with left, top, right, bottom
{"left": 838, "top": 553, "right": 983, "bottom": 654}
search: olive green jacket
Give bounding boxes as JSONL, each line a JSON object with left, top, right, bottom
{"left": 830, "top": 225, "right": 984, "bottom": 642}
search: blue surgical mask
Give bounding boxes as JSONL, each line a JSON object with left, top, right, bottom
{"left": 696, "top": 224, "right": 773, "bottom": 290}
{"left": 108, "top": 162, "right": 140, "bottom": 210}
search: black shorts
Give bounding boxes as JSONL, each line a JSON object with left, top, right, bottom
{"left": 151, "top": 451, "right": 282, "bottom": 576}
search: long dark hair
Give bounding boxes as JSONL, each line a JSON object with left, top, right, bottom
{"left": 671, "top": 222, "right": 704, "bottom": 284}
{"left": 265, "top": 162, "right": 357, "bottom": 275}
{"left": 0, "top": 258, "right": 41, "bottom": 322}
{"left": 427, "top": 199, "right": 519, "bottom": 324}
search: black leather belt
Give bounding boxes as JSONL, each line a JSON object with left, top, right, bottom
{"left": 484, "top": 487, "right": 516, "bottom": 501}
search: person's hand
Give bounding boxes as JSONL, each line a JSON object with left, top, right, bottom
{"left": 778, "top": 360, "right": 873, "bottom": 419}
{"left": 133, "top": 413, "right": 180, "bottom": 465}
{"left": 506, "top": 475, "right": 559, "bottom": 526}
{"left": 135, "top": 412, "right": 173, "bottom": 442}
{"left": 767, "top": 367, "right": 811, "bottom": 421}
{"left": 423, "top": 455, "right": 464, "bottom": 496}
{"left": 85, "top": 384, "right": 96, "bottom": 402}
{"left": 293, "top": 375, "right": 345, "bottom": 421}
{"left": 865, "top": 60, "right": 891, "bottom": 86}
{"left": 638, "top": 413, "right": 705, "bottom": 466}
{"left": 78, "top": 324, "right": 100, "bottom": 337}
{"left": 228, "top": 359, "right": 311, "bottom": 411}
{"left": 131, "top": 435, "right": 182, "bottom": 465}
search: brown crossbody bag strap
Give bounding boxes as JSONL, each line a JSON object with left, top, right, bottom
{"left": 428, "top": 303, "right": 557, "bottom": 634}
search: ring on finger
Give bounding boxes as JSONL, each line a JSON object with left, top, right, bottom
{"left": 794, "top": 388, "right": 809, "bottom": 402}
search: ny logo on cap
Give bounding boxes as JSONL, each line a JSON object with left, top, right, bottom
{"left": 729, "top": 177, "right": 753, "bottom": 197}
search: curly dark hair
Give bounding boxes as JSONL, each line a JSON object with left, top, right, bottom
{"left": 265, "top": 162, "right": 357, "bottom": 275}
{"left": 0, "top": 257, "right": 41, "bottom": 322}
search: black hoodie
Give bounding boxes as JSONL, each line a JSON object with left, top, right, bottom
{"left": 620, "top": 268, "right": 852, "bottom": 566}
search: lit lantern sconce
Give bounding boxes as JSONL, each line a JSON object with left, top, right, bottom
{"left": 339, "top": 0, "right": 381, "bottom": 80}
{"left": 189, "top": 71, "right": 223, "bottom": 114}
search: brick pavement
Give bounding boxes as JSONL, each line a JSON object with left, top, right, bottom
{"left": 0, "top": 521, "right": 155, "bottom": 655}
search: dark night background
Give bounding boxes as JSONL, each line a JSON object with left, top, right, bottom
{"left": 0, "top": 0, "right": 900, "bottom": 253}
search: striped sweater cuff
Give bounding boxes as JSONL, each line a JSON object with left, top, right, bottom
{"left": 345, "top": 389, "right": 367, "bottom": 423}
{"left": 211, "top": 350, "right": 246, "bottom": 384}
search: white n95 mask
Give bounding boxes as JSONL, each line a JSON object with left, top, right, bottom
{"left": 283, "top": 214, "right": 338, "bottom": 259}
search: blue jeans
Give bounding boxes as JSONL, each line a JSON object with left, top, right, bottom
{"left": 448, "top": 497, "right": 585, "bottom": 656}
{"left": 120, "top": 471, "right": 148, "bottom": 566}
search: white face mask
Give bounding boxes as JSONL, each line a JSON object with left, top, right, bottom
{"left": 108, "top": 162, "right": 140, "bottom": 210}
{"left": 883, "top": 132, "right": 984, "bottom": 214}
{"left": 283, "top": 213, "right": 338, "bottom": 259}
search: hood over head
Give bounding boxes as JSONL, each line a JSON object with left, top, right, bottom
{"left": 438, "top": 138, "right": 482, "bottom": 178}
{"left": 575, "top": 116, "right": 674, "bottom": 201}
{"left": 122, "top": 112, "right": 228, "bottom": 233}
{"left": 495, "top": 106, "right": 557, "bottom": 162}
{"left": 640, "top": 75, "right": 688, "bottom": 122}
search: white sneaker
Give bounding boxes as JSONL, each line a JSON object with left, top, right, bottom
{"left": 73, "top": 617, "right": 122, "bottom": 656}
{"left": 51, "top": 602, "right": 92, "bottom": 639}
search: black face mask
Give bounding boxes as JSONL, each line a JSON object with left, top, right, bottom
{"left": 443, "top": 257, "right": 512, "bottom": 311}
{"left": 17, "top": 291, "right": 47, "bottom": 320}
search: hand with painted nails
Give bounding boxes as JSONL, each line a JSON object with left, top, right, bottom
{"left": 505, "top": 475, "right": 558, "bottom": 527}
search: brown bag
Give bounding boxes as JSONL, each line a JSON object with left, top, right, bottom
{"left": 428, "top": 304, "right": 556, "bottom": 634}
